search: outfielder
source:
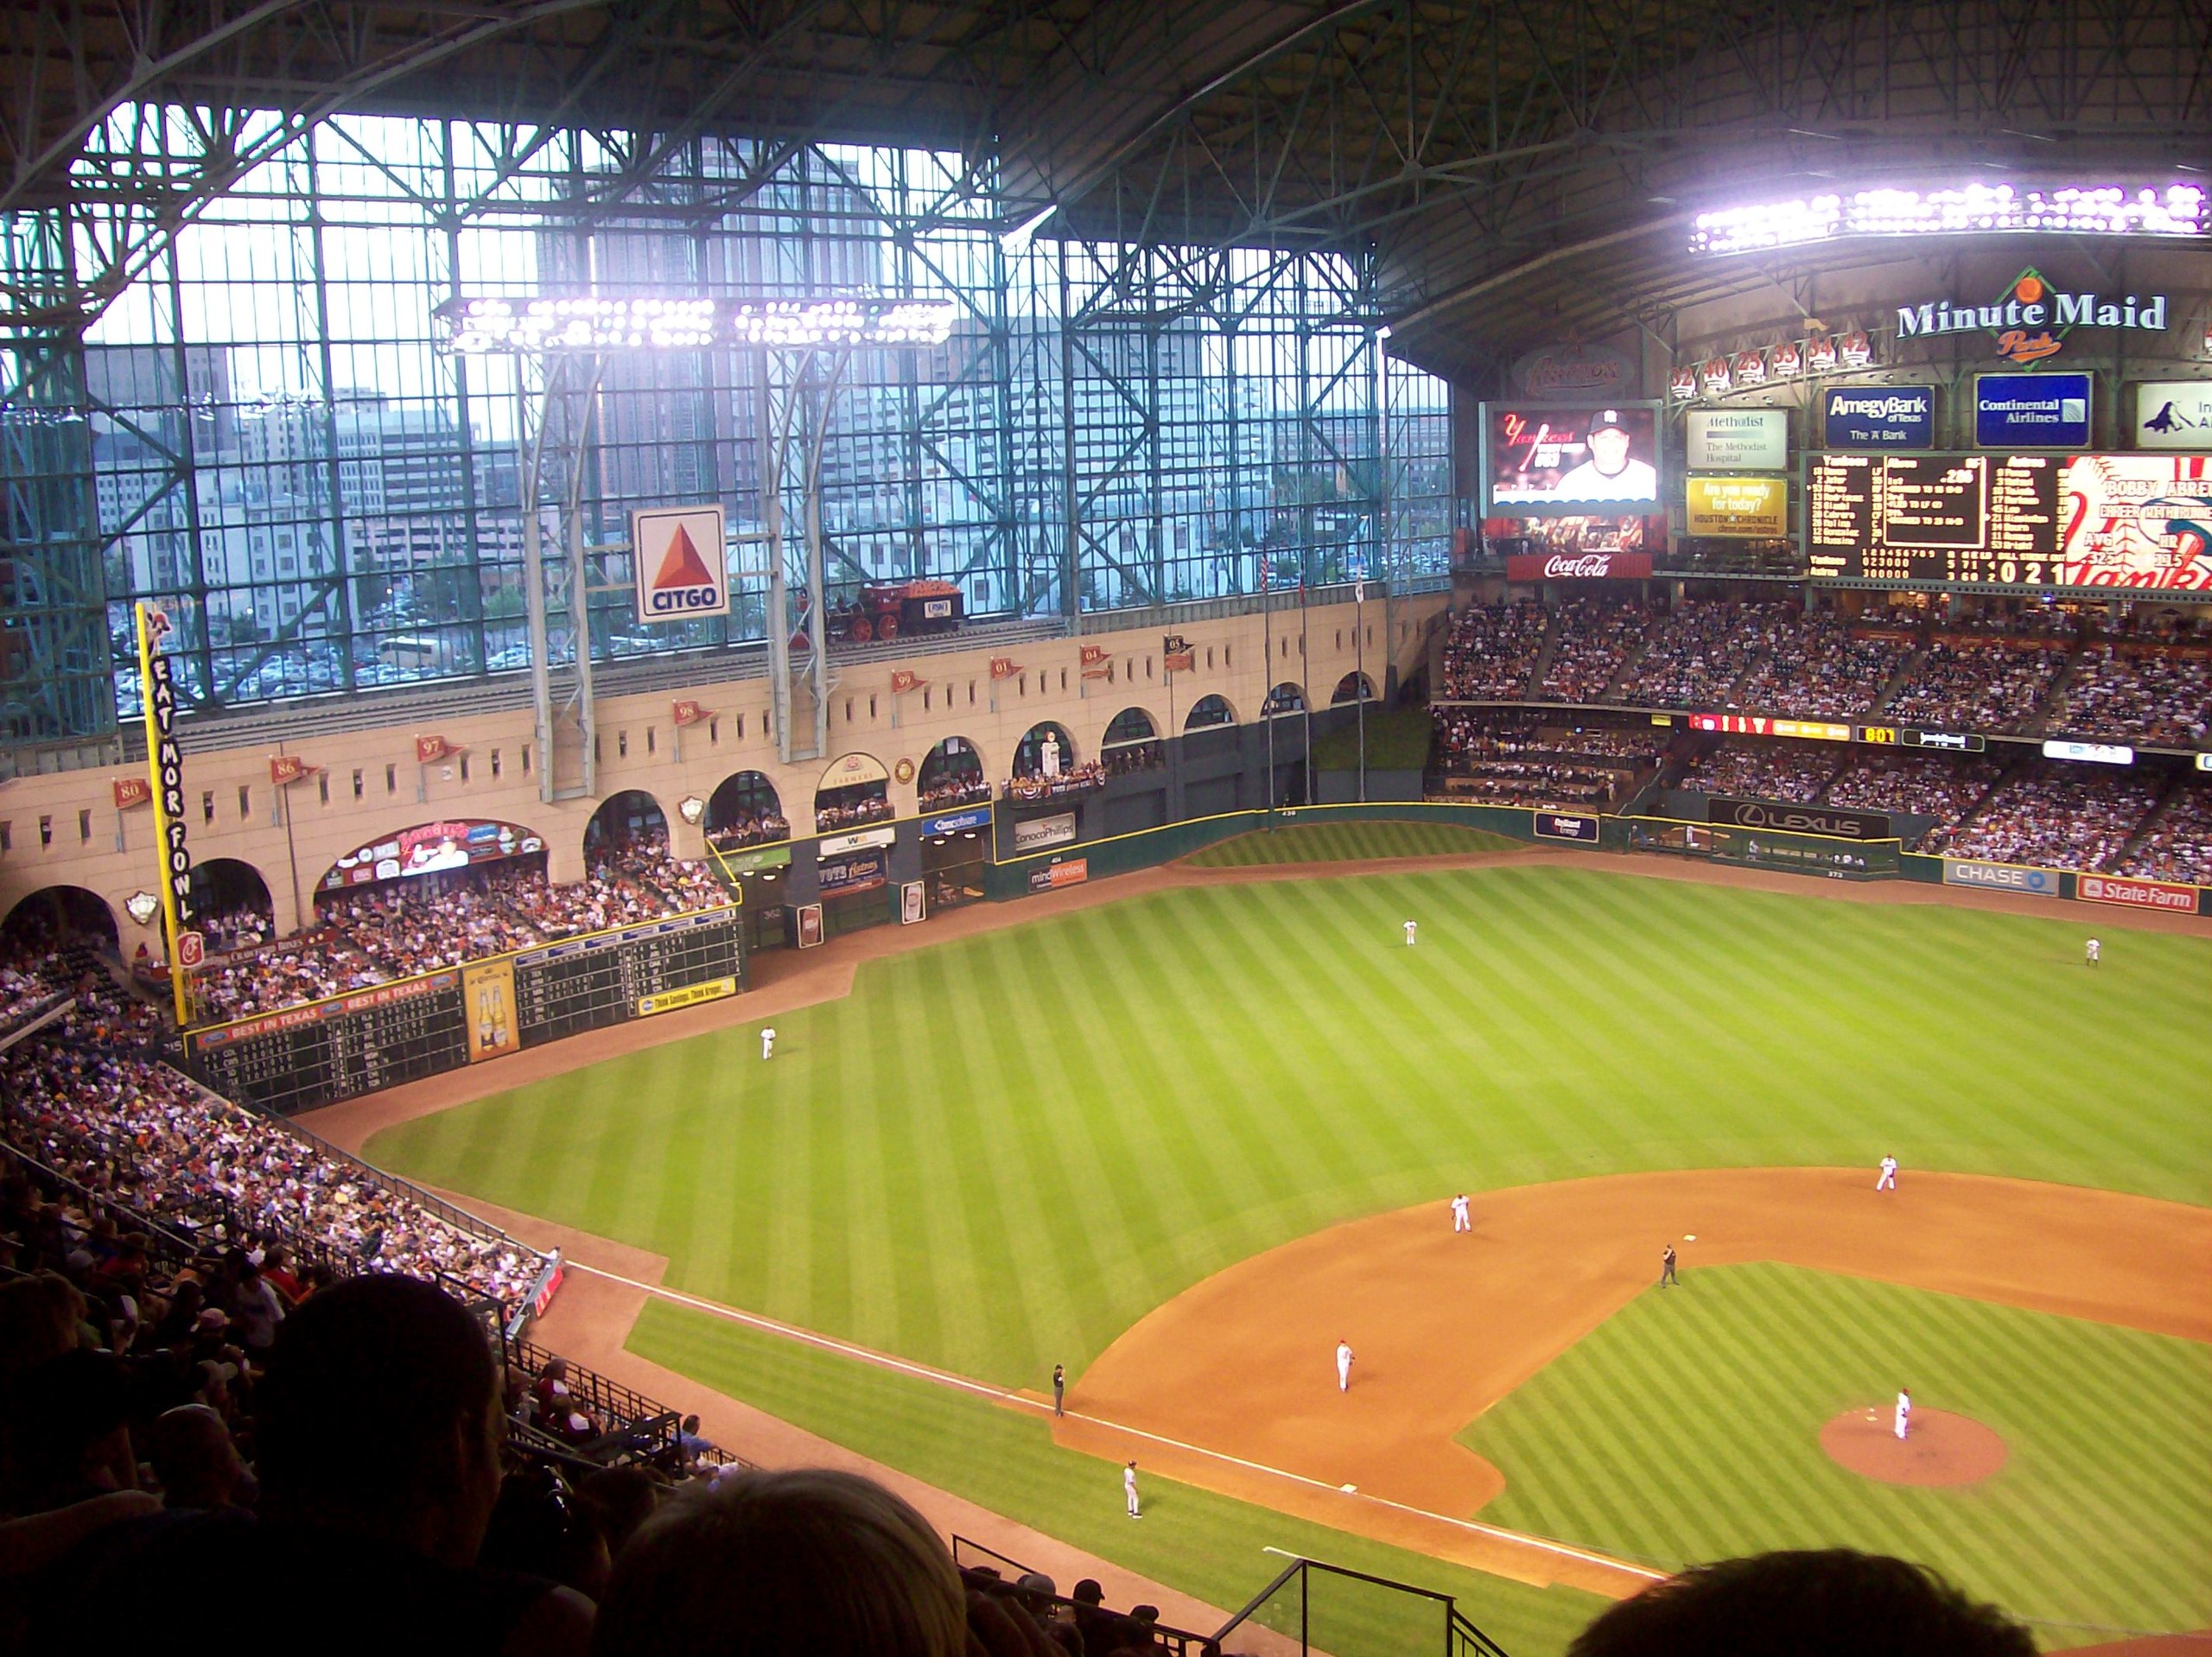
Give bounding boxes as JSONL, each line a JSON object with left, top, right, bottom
{"left": 1404, "top": 919, "right": 1417, "bottom": 947}
{"left": 761, "top": 1026, "right": 776, "bottom": 1061}
{"left": 1123, "top": 1459, "right": 1141, "bottom": 1518}
{"left": 1450, "top": 1193, "right": 1471, "bottom": 1233}
{"left": 1336, "top": 1339, "right": 1354, "bottom": 1393}
{"left": 1876, "top": 1153, "right": 1897, "bottom": 1191}
{"left": 2086, "top": 937, "right": 2101, "bottom": 968}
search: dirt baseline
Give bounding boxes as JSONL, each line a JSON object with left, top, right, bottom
{"left": 1058, "top": 1169, "right": 2210, "bottom": 1583}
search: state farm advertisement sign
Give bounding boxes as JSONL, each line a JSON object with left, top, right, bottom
{"left": 1505, "top": 552, "right": 1655, "bottom": 581}
{"left": 2076, "top": 873, "right": 2200, "bottom": 913}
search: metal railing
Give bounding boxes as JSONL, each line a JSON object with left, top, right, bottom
{"left": 1211, "top": 1554, "right": 1511, "bottom": 1657}
{"left": 949, "top": 1537, "right": 1221, "bottom": 1657}
{"left": 506, "top": 1334, "right": 747, "bottom": 1473}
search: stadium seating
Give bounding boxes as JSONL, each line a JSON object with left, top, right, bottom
{"left": 195, "top": 831, "right": 728, "bottom": 1022}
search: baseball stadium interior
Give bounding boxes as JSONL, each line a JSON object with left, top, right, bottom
{"left": 1, "top": 3, "right": 2208, "bottom": 1654}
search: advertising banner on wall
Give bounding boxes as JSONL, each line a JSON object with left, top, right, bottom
{"left": 633, "top": 505, "right": 729, "bottom": 620}
{"left": 921, "top": 805, "right": 992, "bottom": 835}
{"left": 2076, "top": 873, "right": 2199, "bottom": 912}
{"left": 461, "top": 956, "right": 518, "bottom": 1063}
{"left": 817, "top": 826, "right": 897, "bottom": 857}
{"left": 1943, "top": 859, "right": 2059, "bottom": 896}
{"left": 1687, "top": 408, "right": 1788, "bottom": 470}
{"left": 1708, "top": 796, "right": 1892, "bottom": 841}
{"left": 1975, "top": 373, "right": 2092, "bottom": 447}
{"left": 2132, "top": 382, "right": 2212, "bottom": 449}
{"left": 817, "top": 850, "right": 887, "bottom": 896}
{"left": 1533, "top": 810, "right": 1601, "bottom": 843}
{"left": 1821, "top": 386, "right": 1935, "bottom": 449}
{"left": 1512, "top": 341, "right": 1638, "bottom": 398}
{"left": 1684, "top": 476, "right": 1789, "bottom": 537}
{"left": 1012, "top": 812, "right": 1078, "bottom": 853}
{"left": 1504, "top": 551, "right": 1654, "bottom": 581}
{"left": 1484, "top": 404, "right": 1662, "bottom": 513}
{"left": 1027, "top": 859, "right": 1089, "bottom": 892}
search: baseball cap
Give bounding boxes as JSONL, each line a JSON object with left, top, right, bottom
{"left": 1592, "top": 409, "right": 1628, "bottom": 434}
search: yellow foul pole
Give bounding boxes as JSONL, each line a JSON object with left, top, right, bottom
{"left": 134, "top": 602, "right": 193, "bottom": 1028}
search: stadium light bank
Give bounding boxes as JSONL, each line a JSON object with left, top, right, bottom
{"left": 436, "top": 295, "right": 958, "bottom": 354}
{"left": 1687, "top": 181, "right": 2208, "bottom": 257}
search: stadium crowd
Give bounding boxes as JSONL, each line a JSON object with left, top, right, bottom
{"left": 1680, "top": 742, "right": 1844, "bottom": 803}
{"left": 192, "top": 835, "right": 728, "bottom": 1023}
{"left": 1439, "top": 597, "right": 1550, "bottom": 698}
{"left": 1883, "top": 639, "right": 2068, "bottom": 733}
{"left": 1732, "top": 617, "right": 1915, "bottom": 721}
{"left": 1537, "top": 598, "right": 1652, "bottom": 702}
{"left": 2115, "top": 784, "right": 2212, "bottom": 886}
{"left": 705, "top": 807, "right": 791, "bottom": 852}
{"left": 1430, "top": 711, "right": 1659, "bottom": 809}
{"left": 2046, "top": 646, "right": 2212, "bottom": 749}
{"left": 1925, "top": 765, "right": 2164, "bottom": 871}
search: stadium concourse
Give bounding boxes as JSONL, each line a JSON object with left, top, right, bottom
{"left": 6, "top": 0, "right": 2212, "bottom": 1653}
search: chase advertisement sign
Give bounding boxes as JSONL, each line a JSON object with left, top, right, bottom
{"left": 1822, "top": 386, "right": 1934, "bottom": 449}
{"left": 1942, "top": 859, "right": 2058, "bottom": 896}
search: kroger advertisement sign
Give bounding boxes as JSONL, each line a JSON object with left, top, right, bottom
{"left": 1822, "top": 386, "right": 1934, "bottom": 448}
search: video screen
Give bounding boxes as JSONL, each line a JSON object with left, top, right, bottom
{"left": 1487, "top": 404, "right": 1662, "bottom": 514}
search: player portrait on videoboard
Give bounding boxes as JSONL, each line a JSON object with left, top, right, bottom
{"left": 1487, "top": 405, "right": 1662, "bottom": 511}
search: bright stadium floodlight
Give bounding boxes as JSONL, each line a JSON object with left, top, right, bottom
{"left": 1688, "top": 181, "right": 2209, "bottom": 256}
{"left": 436, "top": 295, "right": 957, "bottom": 354}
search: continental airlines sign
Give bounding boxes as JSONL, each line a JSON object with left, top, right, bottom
{"left": 1896, "top": 269, "right": 2169, "bottom": 364}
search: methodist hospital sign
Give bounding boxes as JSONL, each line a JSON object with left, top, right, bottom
{"left": 1896, "top": 269, "right": 2169, "bottom": 365}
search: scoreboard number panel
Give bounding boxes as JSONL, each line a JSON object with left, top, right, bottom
{"left": 1806, "top": 451, "right": 2212, "bottom": 590}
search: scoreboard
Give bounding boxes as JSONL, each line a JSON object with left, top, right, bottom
{"left": 188, "top": 908, "right": 743, "bottom": 1114}
{"left": 511, "top": 909, "right": 741, "bottom": 1044}
{"left": 1805, "top": 451, "right": 2212, "bottom": 590}
{"left": 1806, "top": 453, "right": 2061, "bottom": 583}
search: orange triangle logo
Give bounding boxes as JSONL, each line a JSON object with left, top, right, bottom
{"left": 653, "top": 524, "right": 714, "bottom": 587}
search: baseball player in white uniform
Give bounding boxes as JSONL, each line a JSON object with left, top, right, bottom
{"left": 1876, "top": 1153, "right": 1897, "bottom": 1191}
{"left": 1894, "top": 1387, "right": 1911, "bottom": 1440}
{"left": 1335, "top": 1339, "right": 1354, "bottom": 1393}
{"left": 761, "top": 1026, "right": 775, "bottom": 1061}
{"left": 1404, "top": 919, "right": 1417, "bottom": 947}
{"left": 2086, "top": 937, "right": 2101, "bottom": 968}
{"left": 1450, "top": 1193, "right": 1471, "bottom": 1232}
{"left": 1123, "top": 1459, "right": 1141, "bottom": 1518}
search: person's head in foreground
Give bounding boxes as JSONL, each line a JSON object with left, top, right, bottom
{"left": 1567, "top": 1548, "right": 2035, "bottom": 1657}
{"left": 254, "top": 1272, "right": 504, "bottom": 1564}
{"left": 590, "top": 1467, "right": 965, "bottom": 1657}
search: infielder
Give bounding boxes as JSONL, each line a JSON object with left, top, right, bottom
{"left": 761, "top": 1026, "right": 775, "bottom": 1061}
{"left": 2086, "top": 936, "right": 2101, "bottom": 968}
{"left": 1894, "top": 1387, "right": 1911, "bottom": 1441}
{"left": 1660, "top": 1243, "right": 1678, "bottom": 1286}
{"left": 1336, "top": 1339, "right": 1354, "bottom": 1393}
{"left": 1123, "top": 1459, "right": 1141, "bottom": 1518}
{"left": 1450, "top": 1193, "right": 1471, "bottom": 1233}
{"left": 1876, "top": 1153, "right": 1897, "bottom": 1191}
{"left": 1404, "top": 919, "right": 1417, "bottom": 947}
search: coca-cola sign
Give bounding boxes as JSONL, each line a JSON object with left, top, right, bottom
{"left": 1506, "top": 552, "right": 1656, "bottom": 581}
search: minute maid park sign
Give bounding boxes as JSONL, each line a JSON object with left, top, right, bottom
{"left": 1896, "top": 269, "right": 2169, "bottom": 364}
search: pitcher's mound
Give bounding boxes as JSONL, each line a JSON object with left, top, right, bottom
{"left": 1820, "top": 1407, "right": 2008, "bottom": 1487}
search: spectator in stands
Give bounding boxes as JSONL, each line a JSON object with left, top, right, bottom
{"left": 145, "top": 1403, "right": 252, "bottom": 1512}
{"left": 591, "top": 1467, "right": 966, "bottom": 1657}
{"left": 1566, "top": 1547, "right": 2033, "bottom": 1657}
{"left": 5, "top": 1347, "right": 138, "bottom": 1514}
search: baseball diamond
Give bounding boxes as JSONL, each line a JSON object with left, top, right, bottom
{"left": 353, "top": 854, "right": 2212, "bottom": 1653}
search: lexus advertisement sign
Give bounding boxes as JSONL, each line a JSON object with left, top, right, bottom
{"left": 1707, "top": 797, "right": 1892, "bottom": 841}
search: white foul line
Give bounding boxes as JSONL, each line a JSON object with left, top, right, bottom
{"left": 571, "top": 1260, "right": 1666, "bottom": 1584}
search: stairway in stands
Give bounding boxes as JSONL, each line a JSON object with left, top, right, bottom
{"left": 1522, "top": 606, "right": 1565, "bottom": 699}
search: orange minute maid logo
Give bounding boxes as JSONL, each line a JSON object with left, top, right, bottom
{"left": 1994, "top": 270, "right": 2064, "bottom": 365}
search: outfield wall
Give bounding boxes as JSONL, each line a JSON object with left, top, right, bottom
{"left": 980, "top": 801, "right": 2209, "bottom": 917}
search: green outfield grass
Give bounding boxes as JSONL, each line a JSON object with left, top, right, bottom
{"left": 1461, "top": 1262, "right": 2212, "bottom": 1644}
{"left": 1182, "top": 819, "right": 1524, "bottom": 867}
{"left": 631, "top": 1298, "right": 1605, "bottom": 1657}
{"left": 366, "top": 865, "right": 2212, "bottom": 1641}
